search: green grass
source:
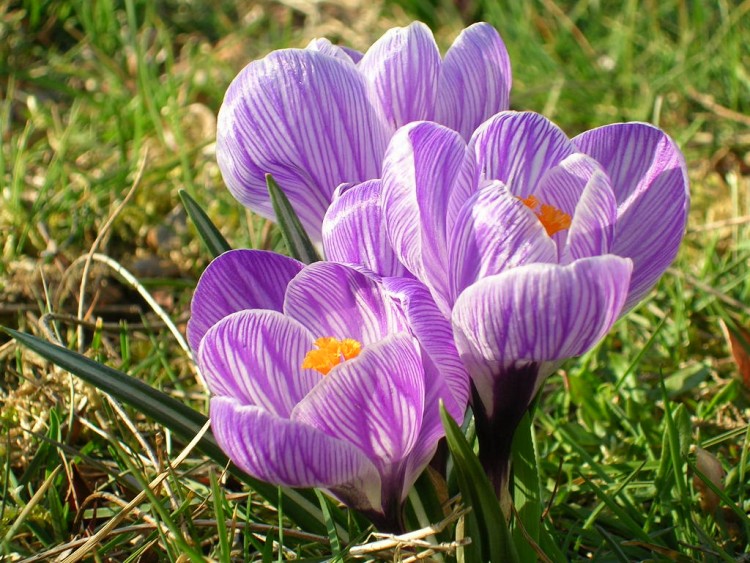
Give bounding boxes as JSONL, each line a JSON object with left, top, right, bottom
{"left": 1, "top": 0, "right": 749, "bottom": 560}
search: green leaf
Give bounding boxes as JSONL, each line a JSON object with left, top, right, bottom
{"left": 266, "top": 174, "right": 321, "bottom": 264}
{"left": 511, "top": 411, "right": 543, "bottom": 562}
{"left": 2, "top": 326, "right": 335, "bottom": 537}
{"left": 440, "top": 403, "right": 519, "bottom": 563}
{"left": 179, "top": 188, "right": 231, "bottom": 258}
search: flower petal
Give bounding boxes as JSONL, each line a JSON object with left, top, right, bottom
{"left": 358, "top": 22, "right": 441, "bottom": 129}
{"left": 449, "top": 181, "right": 557, "bottom": 299}
{"left": 382, "top": 277, "right": 470, "bottom": 494}
{"left": 381, "top": 121, "right": 472, "bottom": 311}
{"left": 470, "top": 111, "right": 577, "bottom": 198}
{"left": 284, "top": 262, "right": 408, "bottom": 344}
{"left": 562, "top": 169, "right": 617, "bottom": 263}
{"left": 198, "top": 310, "right": 319, "bottom": 417}
{"left": 211, "top": 397, "right": 381, "bottom": 510}
{"left": 292, "top": 333, "right": 424, "bottom": 472}
{"left": 322, "top": 180, "right": 413, "bottom": 278}
{"left": 437, "top": 22, "right": 512, "bottom": 140}
{"left": 305, "top": 38, "right": 359, "bottom": 65}
{"left": 452, "top": 256, "right": 632, "bottom": 415}
{"left": 187, "top": 250, "right": 304, "bottom": 352}
{"left": 216, "top": 49, "right": 389, "bottom": 240}
{"left": 573, "top": 123, "right": 689, "bottom": 309}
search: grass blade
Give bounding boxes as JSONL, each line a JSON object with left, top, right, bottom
{"left": 266, "top": 174, "right": 321, "bottom": 264}
{"left": 179, "top": 188, "right": 231, "bottom": 258}
{"left": 440, "top": 403, "right": 519, "bottom": 563}
{"left": 2, "top": 326, "right": 333, "bottom": 536}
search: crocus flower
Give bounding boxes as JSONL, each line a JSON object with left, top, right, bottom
{"left": 324, "top": 111, "right": 689, "bottom": 496}
{"left": 187, "top": 250, "right": 468, "bottom": 530}
{"left": 216, "top": 21, "right": 511, "bottom": 241}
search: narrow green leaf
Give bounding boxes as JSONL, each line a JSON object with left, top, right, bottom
{"left": 210, "top": 470, "right": 231, "bottom": 562}
{"left": 2, "top": 327, "right": 333, "bottom": 537}
{"left": 511, "top": 411, "right": 544, "bottom": 563}
{"left": 266, "top": 174, "right": 321, "bottom": 264}
{"left": 179, "top": 188, "right": 231, "bottom": 258}
{"left": 440, "top": 403, "right": 519, "bottom": 563}
{"left": 315, "top": 489, "right": 341, "bottom": 556}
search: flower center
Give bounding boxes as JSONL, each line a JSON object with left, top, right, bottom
{"left": 519, "top": 195, "right": 572, "bottom": 236}
{"left": 302, "top": 337, "right": 362, "bottom": 375}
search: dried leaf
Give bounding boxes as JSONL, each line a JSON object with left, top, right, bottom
{"left": 719, "top": 318, "right": 750, "bottom": 388}
{"left": 692, "top": 446, "right": 725, "bottom": 514}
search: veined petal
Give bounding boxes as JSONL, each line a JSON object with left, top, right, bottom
{"left": 381, "top": 121, "right": 470, "bottom": 310}
{"left": 187, "top": 250, "right": 304, "bottom": 352}
{"left": 452, "top": 256, "right": 632, "bottom": 415}
{"left": 470, "top": 111, "right": 577, "bottom": 198}
{"left": 305, "top": 38, "right": 358, "bottom": 65}
{"left": 216, "top": 49, "right": 389, "bottom": 240}
{"left": 383, "top": 276, "right": 469, "bottom": 416}
{"left": 292, "top": 334, "right": 424, "bottom": 470}
{"left": 562, "top": 170, "right": 617, "bottom": 263}
{"left": 437, "top": 22, "right": 512, "bottom": 140}
{"left": 211, "top": 397, "right": 381, "bottom": 510}
{"left": 449, "top": 181, "right": 557, "bottom": 299}
{"left": 573, "top": 123, "right": 689, "bottom": 310}
{"left": 322, "top": 180, "right": 413, "bottom": 278}
{"left": 198, "top": 310, "right": 319, "bottom": 417}
{"left": 284, "top": 262, "right": 408, "bottom": 345}
{"left": 358, "top": 22, "right": 441, "bottom": 129}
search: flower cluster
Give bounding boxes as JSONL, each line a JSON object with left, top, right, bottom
{"left": 190, "top": 21, "right": 689, "bottom": 529}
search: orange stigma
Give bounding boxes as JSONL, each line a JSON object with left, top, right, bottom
{"left": 519, "top": 195, "right": 572, "bottom": 237}
{"left": 302, "top": 337, "right": 362, "bottom": 375}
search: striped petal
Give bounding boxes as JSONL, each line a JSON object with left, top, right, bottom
{"left": 187, "top": 250, "right": 304, "bottom": 352}
{"left": 305, "top": 38, "right": 359, "bottom": 65}
{"left": 216, "top": 49, "right": 389, "bottom": 241}
{"left": 381, "top": 121, "right": 472, "bottom": 311}
{"left": 437, "top": 22, "right": 512, "bottom": 140}
{"left": 322, "top": 180, "right": 413, "bottom": 278}
{"left": 284, "top": 262, "right": 408, "bottom": 345}
{"left": 197, "top": 310, "right": 319, "bottom": 417}
{"left": 562, "top": 170, "right": 617, "bottom": 263}
{"left": 470, "top": 111, "right": 577, "bottom": 198}
{"left": 292, "top": 334, "right": 424, "bottom": 472}
{"left": 211, "top": 397, "right": 381, "bottom": 510}
{"left": 452, "top": 256, "right": 632, "bottom": 416}
{"left": 383, "top": 277, "right": 470, "bottom": 492}
{"left": 449, "top": 181, "right": 557, "bottom": 300}
{"left": 531, "top": 154, "right": 617, "bottom": 263}
{"left": 573, "top": 123, "right": 689, "bottom": 310}
{"left": 358, "top": 22, "right": 441, "bottom": 129}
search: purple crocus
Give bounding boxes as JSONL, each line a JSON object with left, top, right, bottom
{"left": 216, "top": 21, "right": 511, "bottom": 241}
{"left": 324, "top": 111, "right": 689, "bottom": 496}
{"left": 188, "top": 250, "right": 468, "bottom": 530}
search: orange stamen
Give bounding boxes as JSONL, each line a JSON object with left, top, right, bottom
{"left": 302, "top": 337, "right": 362, "bottom": 375}
{"left": 518, "top": 195, "right": 572, "bottom": 237}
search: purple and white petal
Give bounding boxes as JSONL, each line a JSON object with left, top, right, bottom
{"left": 212, "top": 397, "right": 381, "bottom": 509}
{"left": 573, "top": 123, "right": 689, "bottom": 309}
{"left": 358, "top": 22, "right": 441, "bottom": 129}
{"left": 322, "top": 180, "right": 413, "bottom": 278}
{"left": 470, "top": 111, "right": 577, "bottom": 198}
{"left": 198, "top": 310, "right": 319, "bottom": 417}
{"left": 381, "top": 121, "right": 470, "bottom": 310}
{"left": 292, "top": 333, "right": 424, "bottom": 470}
{"left": 217, "top": 49, "right": 389, "bottom": 241}
{"left": 187, "top": 250, "right": 304, "bottom": 352}
{"left": 449, "top": 181, "right": 557, "bottom": 299}
{"left": 437, "top": 22, "right": 512, "bottom": 140}
{"left": 383, "top": 276, "right": 469, "bottom": 416}
{"left": 452, "top": 256, "right": 632, "bottom": 415}
{"left": 561, "top": 170, "right": 617, "bottom": 264}
{"left": 305, "top": 38, "right": 358, "bottom": 65}
{"left": 284, "top": 262, "right": 408, "bottom": 345}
